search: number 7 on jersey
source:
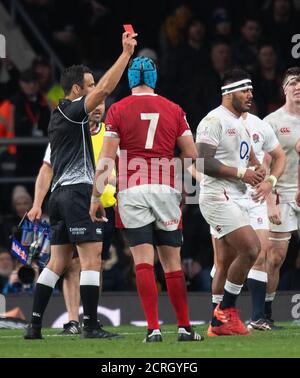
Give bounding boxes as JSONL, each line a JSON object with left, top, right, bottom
{"left": 141, "top": 113, "right": 160, "bottom": 149}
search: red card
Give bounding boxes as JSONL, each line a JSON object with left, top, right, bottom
{"left": 123, "top": 24, "right": 135, "bottom": 34}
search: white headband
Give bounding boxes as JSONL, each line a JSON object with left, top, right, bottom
{"left": 221, "top": 79, "right": 253, "bottom": 95}
{"left": 283, "top": 75, "right": 299, "bottom": 90}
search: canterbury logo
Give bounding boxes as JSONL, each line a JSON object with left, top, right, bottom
{"left": 226, "top": 128, "right": 236, "bottom": 136}
{"left": 279, "top": 127, "right": 291, "bottom": 134}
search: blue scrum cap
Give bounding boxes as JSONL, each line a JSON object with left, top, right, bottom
{"left": 128, "top": 56, "right": 157, "bottom": 89}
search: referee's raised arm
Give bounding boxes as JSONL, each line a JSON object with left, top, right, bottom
{"left": 85, "top": 31, "right": 137, "bottom": 114}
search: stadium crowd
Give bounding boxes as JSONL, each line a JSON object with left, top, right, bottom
{"left": 1, "top": 0, "right": 300, "bottom": 297}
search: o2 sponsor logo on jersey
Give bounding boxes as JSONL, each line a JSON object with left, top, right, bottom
{"left": 279, "top": 127, "right": 291, "bottom": 134}
{"left": 226, "top": 128, "right": 236, "bottom": 136}
{"left": 252, "top": 133, "right": 260, "bottom": 143}
{"left": 240, "top": 141, "right": 250, "bottom": 160}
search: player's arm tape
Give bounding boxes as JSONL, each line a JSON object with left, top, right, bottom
{"left": 91, "top": 195, "right": 101, "bottom": 204}
{"left": 269, "top": 236, "right": 291, "bottom": 242}
{"left": 265, "top": 175, "right": 277, "bottom": 188}
{"left": 236, "top": 167, "right": 246, "bottom": 180}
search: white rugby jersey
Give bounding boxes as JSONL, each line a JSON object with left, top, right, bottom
{"left": 196, "top": 105, "right": 251, "bottom": 200}
{"left": 264, "top": 107, "right": 300, "bottom": 203}
{"left": 244, "top": 113, "right": 279, "bottom": 164}
{"left": 242, "top": 112, "right": 279, "bottom": 199}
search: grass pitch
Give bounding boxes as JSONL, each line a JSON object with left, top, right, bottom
{"left": 0, "top": 323, "right": 300, "bottom": 358}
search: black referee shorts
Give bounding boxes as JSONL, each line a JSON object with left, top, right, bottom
{"left": 49, "top": 184, "right": 103, "bottom": 245}
{"left": 71, "top": 206, "right": 115, "bottom": 260}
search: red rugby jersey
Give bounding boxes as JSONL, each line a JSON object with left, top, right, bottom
{"left": 105, "top": 93, "right": 191, "bottom": 190}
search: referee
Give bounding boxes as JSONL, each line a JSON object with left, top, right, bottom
{"left": 25, "top": 31, "right": 137, "bottom": 339}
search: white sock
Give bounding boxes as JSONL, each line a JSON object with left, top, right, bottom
{"left": 248, "top": 269, "right": 268, "bottom": 282}
{"left": 37, "top": 268, "right": 60, "bottom": 288}
{"left": 212, "top": 294, "right": 223, "bottom": 304}
{"left": 265, "top": 292, "right": 276, "bottom": 302}
{"left": 224, "top": 280, "right": 243, "bottom": 295}
{"left": 80, "top": 270, "right": 100, "bottom": 286}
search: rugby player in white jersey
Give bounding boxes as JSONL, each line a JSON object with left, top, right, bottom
{"left": 196, "top": 68, "right": 266, "bottom": 336}
{"left": 209, "top": 111, "right": 285, "bottom": 332}
{"left": 242, "top": 112, "right": 285, "bottom": 331}
{"left": 263, "top": 67, "right": 300, "bottom": 328}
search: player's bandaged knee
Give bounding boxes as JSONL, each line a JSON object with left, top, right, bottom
{"left": 123, "top": 224, "right": 154, "bottom": 247}
{"left": 154, "top": 229, "right": 183, "bottom": 247}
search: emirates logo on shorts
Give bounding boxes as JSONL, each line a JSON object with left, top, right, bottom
{"left": 257, "top": 217, "right": 263, "bottom": 224}
{"left": 215, "top": 225, "right": 222, "bottom": 233}
{"left": 279, "top": 127, "right": 291, "bottom": 134}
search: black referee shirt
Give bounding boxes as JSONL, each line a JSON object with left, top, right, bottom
{"left": 48, "top": 96, "right": 95, "bottom": 191}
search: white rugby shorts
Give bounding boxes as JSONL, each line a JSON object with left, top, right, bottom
{"left": 117, "top": 184, "right": 182, "bottom": 230}
{"left": 200, "top": 197, "right": 250, "bottom": 239}
{"left": 269, "top": 201, "right": 300, "bottom": 233}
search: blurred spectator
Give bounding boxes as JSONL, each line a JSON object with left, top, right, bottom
{"left": 11, "top": 185, "right": 32, "bottom": 219}
{"left": 18, "top": 0, "right": 53, "bottom": 55}
{"left": 160, "top": 4, "right": 193, "bottom": 51}
{"left": 77, "top": 0, "right": 120, "bottom": 69}
{"left": 159, "top": 3, "right": 193, "bottom": 95}
{"left": 211, "top": 7, "right": 233, "bottom": 43}
{"left": 0, "top": 59, "right": 20, "bottom": 103}
{"left": 186, "top": 40, "right": 232, "bottom": 131}
{"left": 232, "top": 17, "right": 262, "bottom": 73}
{"left": 46, "top": 83, "right": 65, "bottom": 109}
{"left": 252, "top": 43, "right": 285, "bottom": 117}
{"left": 174, "top": 19, "right": 210, "bottom": 107}
{"left": 49, "top": 0, "right": 80, "bottom": 66}
{"left": 0, "top": 59, "right": 19, "bottom": 156}
{"left": 0, "top": 60, "right": 18, "bottom": 214}
{"left": 263, "top": 0, "right": 300, "bottom": 67}
{"left": 0, "top": 248, "right": 14, "bottom": 293}
{"left": 11, "top": 69, "right": 51, "bottom": 177}
{"left": 0, "top": 185, "right": 32, "bottom": 249}
{"left": 32, "top": 57, "right": 64, "bottom": 109}
{"left": 32, "top": 57, "right": 53, "bottom": 95}
{"left": 2, "top": 260, "right": 39, "bottom": 295}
